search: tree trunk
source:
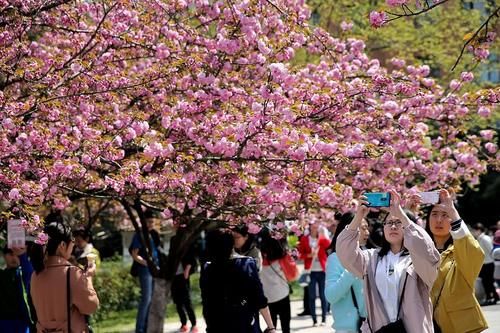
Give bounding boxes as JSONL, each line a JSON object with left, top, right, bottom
{"left": 147, "top": 278, "right": 172, "bottom": 333}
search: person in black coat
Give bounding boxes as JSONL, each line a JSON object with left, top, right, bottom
{"left": 170, "top": 233, "right": 198, "bottom": 333}
{"left": 200, "top": 228, "right": 277, "bottom": 333}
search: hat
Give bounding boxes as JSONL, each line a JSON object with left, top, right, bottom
{"left": 494, "top": 230, "right": 500, "bottom": 246}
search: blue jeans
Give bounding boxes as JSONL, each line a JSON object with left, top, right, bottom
{"left": 136, "top": 266, "right": 153, "bottom": 333}
{"left": 308, "top": 271, "right": 327, "bottom": 323}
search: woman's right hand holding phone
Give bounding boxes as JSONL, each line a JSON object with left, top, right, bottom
{"left": 347, "top": 196, "right": 370, "bottom": 230}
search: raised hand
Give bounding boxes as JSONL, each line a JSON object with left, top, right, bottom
{"left": 437, "top": 189, "right": 460, "bottom": 221}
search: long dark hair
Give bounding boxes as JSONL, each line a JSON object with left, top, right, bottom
{"left": 326, "top": 212, "right": 354, "bottom": 255}
{"left": 30, "top": 221, "right": 73, "bottom": 274}
{"left": 206, "top": 228, "right": 235, "bottom": 263}
{"left": 233, "top": 224, "right": 256, "bottom": 254}
{"left": 424, "top": 205, "right": 453, "bottom": 251}
{"left": 260, "top": 230, "right": 286, "bottom": 261}
{"left": 378, "top": 210, "right": 417, "bottom": 258}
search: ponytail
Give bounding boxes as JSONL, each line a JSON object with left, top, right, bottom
{"left": 30, "top": 243, "right": 46, "bottom": 274}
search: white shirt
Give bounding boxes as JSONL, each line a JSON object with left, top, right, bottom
{"left": 260, "top": 261, "right": 289, "bottom": 303}
{"left": 477, "top": 233, "right": 493, "bottom": 264}
{"left": 375, "top": 251, "right": 406, "bottom": 322}
{"left": 309, "top": 236, "right": 323, "bottom": 272}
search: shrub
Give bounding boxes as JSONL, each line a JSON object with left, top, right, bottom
{"left": 92, "top": 257, "right": 140, "bottom": 321}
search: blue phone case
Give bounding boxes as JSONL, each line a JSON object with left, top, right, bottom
{"left": 365, "top": 192, "right": 391, "bottom": 207}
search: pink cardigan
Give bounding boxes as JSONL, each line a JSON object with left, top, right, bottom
{"left": 336, "top": 223, "right": 440, "bottom": 333}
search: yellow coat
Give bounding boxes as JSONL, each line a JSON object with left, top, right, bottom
{"left": 431, "top": 233, "right": 488, "bottom": 333}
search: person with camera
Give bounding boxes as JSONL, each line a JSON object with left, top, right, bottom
{"left": 72, "top": 228, "right": 101, "bottom": 271}
{"left": 424, "top": 189, "right": 488, "bottom": 333}
{"left": 336, "top": 189, "right": 440, "bottom": 333}
{"left": 30, "top": 221, "right": 99, "bottom": 333}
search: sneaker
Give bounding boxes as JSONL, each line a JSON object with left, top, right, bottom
{"left": 190, "top": 326, "right": 199, "bottom": 333}
{"left": 179, "top": 325, "right": 189, "bottom": 333}
{"left": 297, "top": 311, "right": 310, "bottom": 316}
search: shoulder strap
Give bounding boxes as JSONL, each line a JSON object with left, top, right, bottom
{"left": 396, "top": 272, "right": 409, "bottom": 320}
{"left": 434, "top": 259, "right": 454, "bottom": 311}
{"left": 350, "top": 287, "right": 359, "bottom": 310}
{"left": 269, "top": 261, "right": 288, "bottom": 284}
{"left": 67, "top": 266, "right": 71, "bottom": 333}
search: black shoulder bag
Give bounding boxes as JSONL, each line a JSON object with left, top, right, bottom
{"left": 370, "top": 272, "right": 408, "bottom": 333}
{"left": 66, "top": 266, "right": 71, "bottom": 333}
{"left": 350, "top": 287, "right": 365, "bottom": 332}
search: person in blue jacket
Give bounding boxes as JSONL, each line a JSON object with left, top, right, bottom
{"left": 325, "top": 213, "right": 369, "bottom": 333}
{"left": 0, "top": 245, "right": 35, "bottom": 333}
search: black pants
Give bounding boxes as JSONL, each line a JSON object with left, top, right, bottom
{"left": 268, "top": 296, "right": 291, "bottom": 333}
{"left": 172, "top": 274, "right": 197, "bottom": 326}
{"left": 302, "top": 285, "right": 310, "bottom": 313}
{"left": 480, "top": 263, "right": 498, "bottom": 300}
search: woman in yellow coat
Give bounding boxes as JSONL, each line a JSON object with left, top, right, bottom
{"left": 424, "top": 189, "right": 488, "bottom": 333}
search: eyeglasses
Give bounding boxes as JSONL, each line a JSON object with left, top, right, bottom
{"left": 383, "top": 221, "right": 403, "bottom": 228}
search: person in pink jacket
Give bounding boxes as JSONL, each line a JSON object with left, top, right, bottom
{"left": 336, "top": 190, "right": 440, "bottom": 333}
{"left": 30, "top": 221, "right": 99, "bottom": 333}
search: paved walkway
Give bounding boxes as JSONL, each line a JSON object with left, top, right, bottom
{"left": 163, "top": 299, "right": 500, "bottom": 332}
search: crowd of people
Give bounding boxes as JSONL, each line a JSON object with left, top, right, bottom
{"left": 0, "top": 187, "right": 499, "bottom": 333}
{"left": 0, "top": 213, "right": 100, "bottom": 333}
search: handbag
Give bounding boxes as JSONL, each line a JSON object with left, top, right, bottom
{"left": 130, "top": 260, "right": 140, "bottom": 277}
{"left": 370, "top": 272, "right": 408, "bottom": 333}
{"left": 298, "top": 271, "right": 310, "bottom": 287}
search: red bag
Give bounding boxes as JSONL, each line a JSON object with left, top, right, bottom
{"left": 279, "top": 253, "right": 299, "bottom": 282}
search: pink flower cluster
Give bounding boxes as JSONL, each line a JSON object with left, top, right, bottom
{"left": 0, "top": 0, "right": 497, "bottom": 233}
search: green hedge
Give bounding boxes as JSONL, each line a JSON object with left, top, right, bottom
{"left": 93, "top": 258, "right": 140, "bottom": 321}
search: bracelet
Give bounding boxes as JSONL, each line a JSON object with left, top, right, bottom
{"left": 450, "top": 218, "right": 462, "bottom": 231}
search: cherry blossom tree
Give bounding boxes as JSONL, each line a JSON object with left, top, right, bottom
{"left": 0, "top": 0, "right": 498, "bottom": 330}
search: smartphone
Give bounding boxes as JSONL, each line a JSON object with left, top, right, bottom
{"left": 420, "top": 191, "right": 439, "bottom": 204}
{"left": 76, "top": 257, "right": 89, "bottom": 269}
{"left": 364, "top": 192, "right": 391, "bottom": 207}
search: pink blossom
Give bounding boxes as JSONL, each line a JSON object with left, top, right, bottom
{"left": 390, "top": 58, "right": 405, "bottom": 68}
{"left": 386, "top": 0, "right": 408, "bottom": 6}
{"left": 485, "top": 143, "right": 497, "bottom": 154}
{"left": 340, "top": 21, "right": 353, "bottom": 31}
{"left": 449, "top": 79, "right": 461, "bottom": 90}
{"left": 474, "top": 47, "right": 489, "bottom": 60}
{"left": 8, "top": 188, "right": 21, "bottom": 201}
{"left": 460, "top": 72, "right": 474, "bottom": 82}
{"left": 478, "top": 106, "right": 491, "bottom": 117}
{"left": 35, "top": 232, "right": 48, "bottom": 245}
{"left": 479, "top": 130, "right": 494, "bottom": 141}
{"left": 247, "top": 223, "right": 261, "bottom": 234}
{"left": 369, "top": 11, "right": 387, "bottom": 28}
